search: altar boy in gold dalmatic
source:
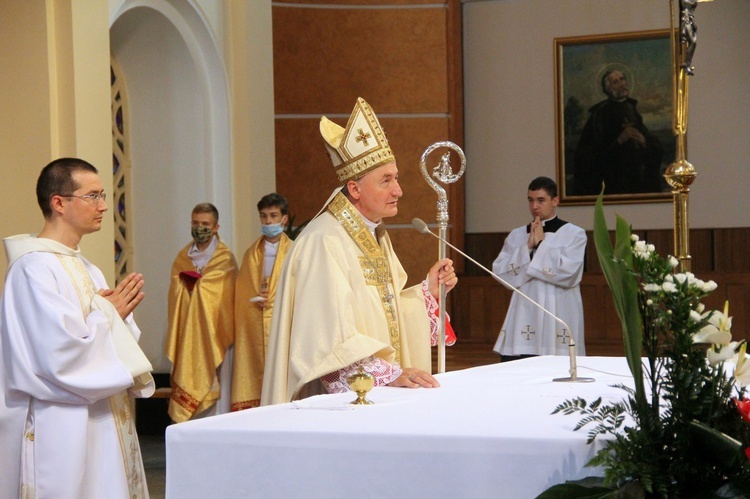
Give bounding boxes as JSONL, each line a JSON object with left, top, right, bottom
{"left": 231, "top": 193, "right": 293, "bottom": 410}
{"left": 261, "top": 98, "right": 458, "bottom": 405}
{"left": 166, "top": 203, "right": 238, "bottom": 422}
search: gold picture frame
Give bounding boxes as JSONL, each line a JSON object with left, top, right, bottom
{"left": 555, "top": 29, "right": 675, "bottom": 205}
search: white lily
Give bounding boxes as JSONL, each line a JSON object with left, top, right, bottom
{"left": 707, "top": 342, "right": 738, "bottom": 365}
{"left": 733, "top": 343, "right": 750, "bottom": 387}
{"left": 693, "top": 302, "right": 732, "bottom": 347}
{"left": 709, "top": 301, "right": 732, "bottom": 333}
{"left": 695, "top": 320, "right": 731, "bottom": 347}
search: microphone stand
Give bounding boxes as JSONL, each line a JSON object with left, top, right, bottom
{"left": 419, "top": 142, "right": 466, "bottom": 374}
{"left": 412, "top": 218, "right": 594, "bottom": 383}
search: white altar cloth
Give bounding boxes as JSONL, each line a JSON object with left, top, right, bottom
{"left": 165, "top": 356, "right": 634, "bottom": 498}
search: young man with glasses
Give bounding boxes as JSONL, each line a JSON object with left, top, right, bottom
{"left": 0, "top": 157, "right": 153, "bottom": 498}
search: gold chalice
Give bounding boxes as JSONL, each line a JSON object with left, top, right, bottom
{"left": 347, "top": 366, "right": 374, "bottom": 405}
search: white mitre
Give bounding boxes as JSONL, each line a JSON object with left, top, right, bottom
{"left": 319, "top": 97, "right": 396, "bottom": 183}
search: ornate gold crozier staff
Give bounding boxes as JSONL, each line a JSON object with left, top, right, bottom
{"left": 665, "top": 0, "right": 714, "bottom": 272}
{"left": 419, "top": 142, "right": 466, "bottom": 374}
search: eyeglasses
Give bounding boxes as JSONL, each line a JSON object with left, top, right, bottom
{"left": 63, "top": 192, "right": 107, "bottom": 204}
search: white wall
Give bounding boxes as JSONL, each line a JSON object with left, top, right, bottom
{"left": 107, "top": 0, "right": 275, "bottom": 372}
{"left": 463, "top": 0, "right": 750, "bottom": 232}
{"left": 110, "top": 6, "right": 216, "bottom": 372}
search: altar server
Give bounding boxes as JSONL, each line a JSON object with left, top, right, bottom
{"left": 262, "top": 97, "right": 457, "bottom": 405}
{"left": 231, "top": 193, "right": 292, "bottom": 411}
{"left": 492, "top": 176, "right": 586, "bottom": 360}
{"left": 166, "top": 203, "right": 237, "bottom": 422}
{"left": 0, "top": 158, "right": 154, "bottom": 498}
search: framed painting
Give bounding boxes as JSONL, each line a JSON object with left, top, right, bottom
{"left": 554, "top": 29, "right": 675, "bottom": 205}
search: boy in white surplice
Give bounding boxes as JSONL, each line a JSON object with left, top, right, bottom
{"left": 492, "top": 176, "right": 586, "bottom": 360}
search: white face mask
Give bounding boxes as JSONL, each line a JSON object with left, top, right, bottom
{"left": 261, "top": 223, "right": 284, "bottom": 238}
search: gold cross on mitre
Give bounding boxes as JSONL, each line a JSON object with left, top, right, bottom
{"left": 355, "top": 128, "right": 372, "bottom": 147}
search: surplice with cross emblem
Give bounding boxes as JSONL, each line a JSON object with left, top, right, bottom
{"left": 490, "top": 219, "right": 587, "bottom": 356}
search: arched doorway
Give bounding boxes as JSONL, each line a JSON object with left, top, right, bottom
{"left": 109, "top": 0, "right": 231, "bottom": 371}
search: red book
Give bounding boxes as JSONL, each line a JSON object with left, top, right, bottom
{"left": 179, "top": 270, "right": 202, "bottom": 291}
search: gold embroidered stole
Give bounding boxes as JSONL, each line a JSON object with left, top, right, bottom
{"left": 327, "top": 193, "right": 402, "bottom": 363}
{"left": 55, "top": 254, "right": 148, "bottom": 498}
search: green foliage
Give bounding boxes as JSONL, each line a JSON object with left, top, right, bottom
{"left": 543, "top": 192, "right": 750, "bottom": 498}
{"left": 538, "top": 477, "right": 646, "bottom": 499}
{"left": 552, "top": 397, "right": 627, "bottom": 444}
{"left": 593, "top": 194, "right": 645, "bottom": 407}
{"left": 283, "top": 213, "right": 310, "bottom": 240}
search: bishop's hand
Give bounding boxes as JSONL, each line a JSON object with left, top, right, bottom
{"left": 427, "top": 258, "right": 457, "bottom": 299}
{"left": 389, "top": 368, "right": 440, "bottom": 389}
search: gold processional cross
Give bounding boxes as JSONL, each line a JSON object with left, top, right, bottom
{"left": 665, "top": 0, "right": 715, "bottom": 272}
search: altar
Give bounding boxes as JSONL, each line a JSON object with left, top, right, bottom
{"left": 165, "top": 356, "right": 634, "bottom": 498}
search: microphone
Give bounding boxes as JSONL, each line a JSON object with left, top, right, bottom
{"left": 412, "top": 218, "right": 593, "bottom": 383}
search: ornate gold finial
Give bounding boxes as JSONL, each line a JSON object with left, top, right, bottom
{"left": 665, "top": 0, "right": 714, "bottom": 272}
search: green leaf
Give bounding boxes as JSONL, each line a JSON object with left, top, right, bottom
{"left": 283, "top": 214, "right": 310, "bottom": 240}
{"left": 593, "top": 192, "right": 645, "bottom": 406}
{"left": 688, "top": 420, "right": 744, "bottom": 469}
{"left": 535, "top": 483, "right": 614, "bottom": 499}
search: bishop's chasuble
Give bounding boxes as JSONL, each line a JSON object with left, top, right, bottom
{"left": 261, "top": 192, "right": 432, "bottom": 405}
{"left": 231, "top": 233, "right": 292, "bottom": 410}
{"left": 0, "top": 235, "right": 153, "bottom": 499}
{"left": 166, "top": 240, "right": 237, "bottom": 422}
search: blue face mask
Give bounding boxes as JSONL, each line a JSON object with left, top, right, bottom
{"left": 261, "top": 223, "right": 284, "bottom": 238}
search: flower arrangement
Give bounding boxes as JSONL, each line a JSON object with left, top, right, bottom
{"left": 540, "top": 196, "right": 750, "bottom": 498}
